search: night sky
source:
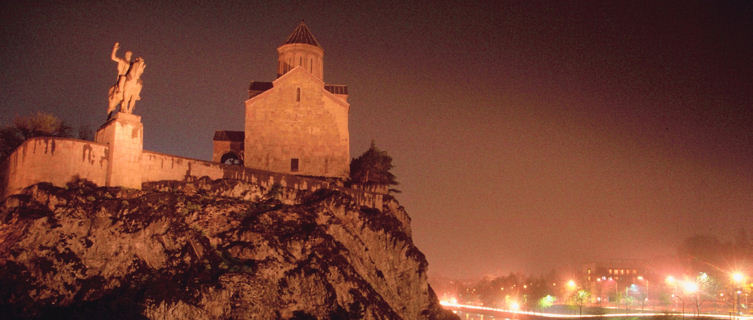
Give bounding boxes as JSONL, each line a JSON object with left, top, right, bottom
{"left": 2, "top": 1, "right": 752, "bottom": 279}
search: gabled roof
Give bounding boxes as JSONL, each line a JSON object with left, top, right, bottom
{"left": 248, "top": 81, "right": 273, "bottom": 98}
{"left": 283, "top": 21, "right": 321, "bottom": 47}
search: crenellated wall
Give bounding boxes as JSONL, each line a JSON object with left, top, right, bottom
{"left": 1, "top": 137, "right": 384, "bottom": 208}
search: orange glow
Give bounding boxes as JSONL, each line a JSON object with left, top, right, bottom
{"left": 567, "top": 280, "right": 577, "bottom": 289}
{"left": 732, "top": 272, "right": 745, "bottom": 284}
{"left": 681, "top": 280, "right": 698, "bottom": 294}
{"left": 439, "top": 301, "right": 753, "bottom": 319}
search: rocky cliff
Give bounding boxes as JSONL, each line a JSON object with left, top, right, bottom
{"left": 0, "top": 178, "right": 458, "bottom": 320}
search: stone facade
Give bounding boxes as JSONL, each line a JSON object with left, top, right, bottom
{"left": 0, "top": 138, "right": 109, "bottom": 197}
{"left": 244, "top": 66, "right": 350, "bottom": 178}
{"left": 215, "top": 22, "right": 351, "bottom": 179}
{"left": 95, "top": 112, "right": 143, "bottom": 189}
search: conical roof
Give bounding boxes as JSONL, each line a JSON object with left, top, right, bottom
{"left": 283, "top": 21, "right": 321, "bottom": 47}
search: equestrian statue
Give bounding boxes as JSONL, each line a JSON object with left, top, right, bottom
{"left": 107, "top": 42, "right": 146, "bottom": 117}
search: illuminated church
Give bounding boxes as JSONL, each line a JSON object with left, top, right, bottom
{"left": 213, "top": 22, "right": 351, "bottom": 178}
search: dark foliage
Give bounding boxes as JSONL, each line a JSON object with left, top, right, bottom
{"left": 349, "top": 141, "right": 398, "bottom": 190}
{"left": 0, "top": 112, "right": 72, "bottom": 160}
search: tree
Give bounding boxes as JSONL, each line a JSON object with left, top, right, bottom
{"left": 0, "top": 112, "right": 72, "bottom": 159}
{"left": 538, "top": 295, "right": 556, "bottom": 310}
{"left": 572, "top": 289, "right": 590, "bottom": 316}
{"left": 349, "top": 141, "right": 399, "bottom": 190}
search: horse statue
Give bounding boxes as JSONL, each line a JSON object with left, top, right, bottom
{"left": 107, "top": 57, "right": 146, "bottom": 116}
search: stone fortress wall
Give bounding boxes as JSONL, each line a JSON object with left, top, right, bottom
{"left": 0, "top": 138, "right": 110, "bottom": 197}
{"left": 1, "top": 135, "right": 386, "bottom": 209}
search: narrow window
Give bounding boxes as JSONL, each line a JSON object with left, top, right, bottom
{"left": 290, "top": 158, "right": 299, "bottom": 172}
{"left": 309, "top": 58, "right": 313, "bottom": 72}
{"left": 296, "top": 88, "right": 300, "bottom": 102}
{"left": 299, "top": 57, "right": 302, "bottom": 66}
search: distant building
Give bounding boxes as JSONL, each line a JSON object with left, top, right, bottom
{"left": 213, "top": 22, "right": 350, "bottom": 178}
{"left": 583, "top": 260, "right": 651, "bottom": 303}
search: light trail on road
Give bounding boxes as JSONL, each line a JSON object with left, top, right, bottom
{"left": 440, "top": 301, "right": 753, "bottom": 320}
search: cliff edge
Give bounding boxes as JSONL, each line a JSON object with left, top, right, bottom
{"left": 0, "top": 178, "right": 457, "bottom": 320}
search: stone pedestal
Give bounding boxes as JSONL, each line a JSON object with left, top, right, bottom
{"left": 95, "top": 112, "right": 143, "bottom": 189}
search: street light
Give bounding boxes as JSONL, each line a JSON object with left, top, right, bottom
{"left": 731, "top": 272, "right": 746, "bottom": 316}
{"left": 681, "top": 280, "right": 699, "bottom": 320}
{"left": 666, "top": 276, "right": 678, "bottom": 314}
{"left": 732, "top": 272, "right": 745, "bottom": 284}
{"left": 682, "top": 281, "right": 699, "bottom": 294}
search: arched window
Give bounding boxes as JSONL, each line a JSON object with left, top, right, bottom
{"left": 220, "top": 152, "right": 243, "bottom": 165}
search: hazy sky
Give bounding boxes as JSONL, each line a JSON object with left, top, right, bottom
{"left": 1, "top": 1, "right": 752, "bottom": 279}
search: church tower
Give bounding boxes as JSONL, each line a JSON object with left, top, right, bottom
{"left": 277, "top": 22, "right": 324, "bottom": 80}
{"left": 242, "top": 22, "right": 350, "bottom": 178}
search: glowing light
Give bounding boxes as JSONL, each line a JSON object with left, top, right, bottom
{"left": 509, "top": 301, "right": 520, "bottom": 310}
{"left": 732, "top": 272, "right": 745, "bottom": 284}
{"left": 666, "top": 276, "right": 676, "bottom": 285}
{"left": 682, "top": 280, "right": 698, "bottom": 294}
{"left": 539, "top": 295, "right": 556, "bottom": 309}
{"left": 439, "top": 301, "right": 753, "bottom": 319}
{"left": 567, "top": 280, "right": 577, "bottom": 289}
{"left": 440, "top": 297, "right": 458, "bottom": 305}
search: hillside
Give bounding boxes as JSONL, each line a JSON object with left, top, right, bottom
{"left": 0, "top": 177, "right": 457, "bottom": 320}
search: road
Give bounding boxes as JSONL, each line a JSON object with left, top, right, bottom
{"left": 440, "top": 301, "right": 753, "bottom": 320}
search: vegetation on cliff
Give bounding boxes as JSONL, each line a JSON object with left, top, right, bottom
{"left": 0, "top": 178, "right": 456, "bottom": 320}
{"left": 349, "top": 141, "right": 399, "bottom": 192}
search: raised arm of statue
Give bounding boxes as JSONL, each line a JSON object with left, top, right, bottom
{"left": 111, "top": 42, "right": 132, "bottom": 79}
{"left": 111, "top": 42, "right": 121, "bottom": 62}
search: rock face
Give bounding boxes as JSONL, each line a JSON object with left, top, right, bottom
{"left": 0, "top": 178, "right": 457, "bottom": 320}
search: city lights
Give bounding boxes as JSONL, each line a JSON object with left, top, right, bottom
{"left": 440, "top": 300, "right": 753, "bottom": 319}
{"left": 567, "top": 280, "right": 577, "bottom": 289}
